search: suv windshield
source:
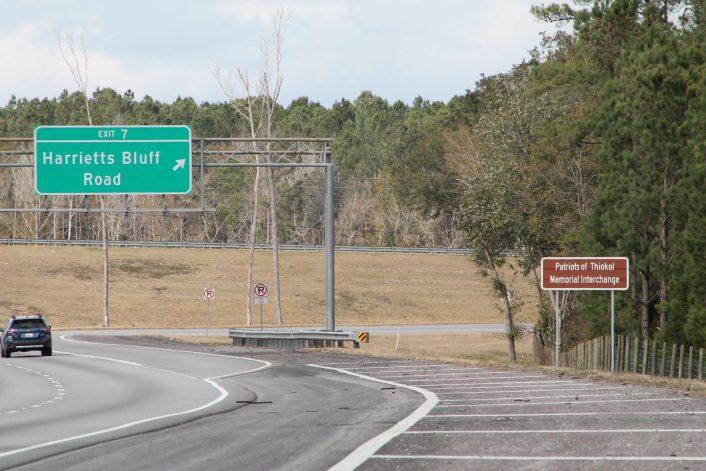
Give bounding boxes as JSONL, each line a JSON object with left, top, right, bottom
{"left": 10, "top": 319, "right": 46, "bottom": 329}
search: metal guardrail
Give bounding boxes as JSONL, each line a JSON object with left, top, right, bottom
{"left": 0, "top": 238, "right": 473, "bottom": 255}
{"left": 229, "top": 328, "right": 364, "bottom": 349}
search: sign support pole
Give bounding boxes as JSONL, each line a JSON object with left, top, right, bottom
{"left": 555, "top": 290, "right": 561, "bottom": 368}
{"left": 325, "top": 160, "right": 335, "bottom": 332}
{"left": 260, "top": 303, "right": 264, "bottom": 331}
{"left": 611, "top": 290, "right": 615, "bottom": 372}
{"left": 205, "top": 298, "right": 210, "bottom": 337}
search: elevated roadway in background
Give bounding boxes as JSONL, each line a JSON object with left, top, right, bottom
{"left": 56, "top": 323, "right": 531, "bottom": 338}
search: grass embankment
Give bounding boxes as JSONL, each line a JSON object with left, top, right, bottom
{"left": 0, "top": 245, "right": 538, "bottom": 328}
{"left": 166, "top": 331, "right": 536, "bottom": 365}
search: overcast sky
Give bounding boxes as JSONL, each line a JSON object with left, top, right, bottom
{"left": 0, "top": 0, "right": 568, "bottom": 106}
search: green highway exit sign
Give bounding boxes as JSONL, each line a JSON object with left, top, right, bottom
{"left": 34, "top": 125, "right": 192, "bottom": 195}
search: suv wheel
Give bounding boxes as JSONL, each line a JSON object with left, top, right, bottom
{"left": 41, "top": 346, "right": 52, "bottom": 356}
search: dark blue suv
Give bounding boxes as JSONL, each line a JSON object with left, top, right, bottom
{"left": 0, "top": 315, "right": 52, "bottom": 358}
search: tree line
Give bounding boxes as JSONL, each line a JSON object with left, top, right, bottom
{"left": 0, "top": 0, "right": 703, "bottom": 351}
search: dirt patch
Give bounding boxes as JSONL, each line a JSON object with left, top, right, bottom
{"left": 46, "top": 264, "right": 98, "bottom": 280}
{"left": 114, "top": 259, "right": 194, "bottom": 278}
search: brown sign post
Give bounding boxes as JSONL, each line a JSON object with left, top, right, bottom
{"left": 541, "top": 257, "right": 629, "bottom": 370}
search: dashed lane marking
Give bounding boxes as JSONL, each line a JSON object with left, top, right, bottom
{"left": 2, "top": 363, "right": 66, "bottom": 415}
{"left": 0, "top": 336, "right": 272, "bottom": 462}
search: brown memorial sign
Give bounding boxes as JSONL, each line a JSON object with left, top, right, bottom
{"left": 541, "top": 257, "right": 629, "bottom": 291}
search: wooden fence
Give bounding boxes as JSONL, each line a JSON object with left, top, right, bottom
{"left": 560, "top": 335, "right": 705, "bottom": 381}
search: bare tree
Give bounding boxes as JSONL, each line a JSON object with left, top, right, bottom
{"left": 216, "top": 7, "right": 286, "bottom": 326}
{"left": 217, "top": 68, "right": 264, "bottom": 326}
{"left": 260, "top": 8, "right": 285, "bottom": 325}
{"left": 59, "top": 32, "right": 110, "bottom": 327}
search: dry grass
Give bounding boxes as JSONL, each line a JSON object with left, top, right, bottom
{"left": 162, "top": 332, "right": 533, "bottom": 363}
{"left": 349, "top": 332, "right": 535, "bottom": 364}
{"left": 0, "top": 245, "right": 538, "bottom": 328}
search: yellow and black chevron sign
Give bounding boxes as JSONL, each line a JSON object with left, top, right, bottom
{"left": 357, "top": 332, "right": 369, "bottom": 343}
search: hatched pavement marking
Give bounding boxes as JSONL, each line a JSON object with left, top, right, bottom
{"left": 432, "top": 397, "right": 689, "bottom": 408}
{"left": 321, "top": 359, "right": 706, "bottom": 467}
{"left": 438, "top": 392, "right": 654, "bottom": 402}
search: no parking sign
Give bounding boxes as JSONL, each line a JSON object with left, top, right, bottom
{"left": 203, "top": 287, "right": 214, "bottom": 336}
{"left": 253, "top": 283, "right": 268, "bottom": 305}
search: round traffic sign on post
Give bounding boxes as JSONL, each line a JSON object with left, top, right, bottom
{"left": 253, "top": 283, "right": 268, "bottom": 298}
{"left": 203, "top": 288, "right": 215, "bottom": 300}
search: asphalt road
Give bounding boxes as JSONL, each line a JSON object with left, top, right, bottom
{"left": 0, "top": 335, "right": 420, "bottom": 470}
{"left": 2, "top": 334, "right": 705, "bottom": 470}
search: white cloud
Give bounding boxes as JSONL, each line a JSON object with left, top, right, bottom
{"left": 0, "top": 1, "right": 568, "bottom": 106}
{"left": 221, "top": 0, "right": 346, "bottom": 24}
{"left": 0, "top": 22, "right": 215, "bottom": 103}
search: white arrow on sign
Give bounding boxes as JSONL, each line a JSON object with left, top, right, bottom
{"left": 172, "top": 159, "right": 186, "bottom": 171}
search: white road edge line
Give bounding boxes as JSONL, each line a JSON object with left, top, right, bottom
{"left": 410, "top": 380, "right": 585, "bottom": 387}
{"left": 439, "top": 392, "right": 653, "bottom": 402}
{"left": 354, "top": 368, "right": 482, "bottom": 374}
{"left": 434, "top": 398, "right": 687, "bottom": 408}
{"left": 0, "top": 336, "right": 271, "bottom": 461}
{"left": 371, "top": 454, "right": 706, "bottom": 462}
{"left": 404, "top": 429, "right": 706, "bottom": 434}
{"left": 415, "top": 383, "right": 594, "bottom": 389}
{"left": 376, "top": 374, "right": 545, "bottom": 380}
{"left": 428, "top": 411, "right": 706, "bottom": 418}
{"left": 59, "top": 334, "right": 272, "bottom": 369}
{"left": 345, "top": 364, "right": 456, "bottom": 370}
{"left": 54, "top": 350, "right": 142, "bottom": 366}
{"left": 309, "top": 363, "right": 438, "bottom": 471}
{"left": 318, "top": 360, "right": 426, "bottom": 366}
{"left": 435, "top": 387, "right": 622, "bottom": 395}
